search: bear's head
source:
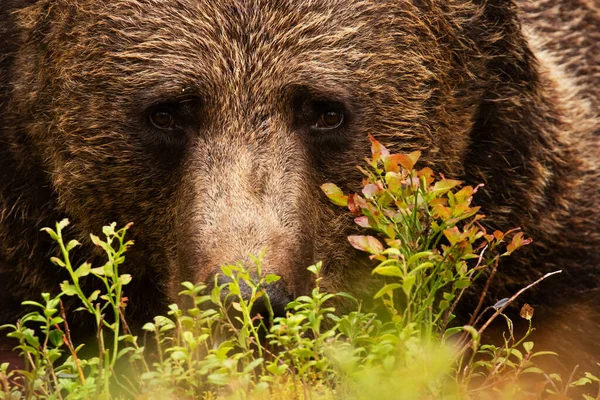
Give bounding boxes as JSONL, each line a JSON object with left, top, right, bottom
{"left": 3, "top": 0, "right": 559, "bottom": 320}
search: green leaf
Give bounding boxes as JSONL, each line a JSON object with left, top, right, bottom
{"left": 321, "top": 183, "right": 348, "bottom": 207}
{"left": 65, "top": 239, "right": 81, "bottom": 252}
{"left": 102, "top": 223, "right": 117, "bottom": 237}
{"left": 407, "top": 251, "right": 433, "bottom": 266}
{"left": 412, "top": 262, "right": 434, "bottom": 274}
{"left": 462, "top": 325, "right": 480, "bottom": 343}
{"left": 117, "top": 347, "right": 134, "bottom": 360}
{"left": 265, "top": 274, "right": 281, "bottom": 284}
{"left": 21, "top": 300, "right": 44, "bottom": 308}
{"left": 454, "top": 279, "right": 471, "bottom": 289}
{"left": 373, "top": 283, "right": 402, "bottom": 299}
{"left": 90, "top": 234, "right": 108, "bottom": 251}
{"left": 141, "top": 322, "right": 156, "bottom": 332}
{"left": 372, "top": 265, "right": 403, "bottom": 278}
{"left": 57, "top": 219, "right": 70, "bottom": 231}
{"left": 170, "top": 350, "right": 187, "bottom": 361}
{"left": 48, "top": 329, "right": 64, "bottom": 347}
{"left": 584, "top": 372, "right": 600, "bottom": 383}
{"left": 432, "top": 179, "right": 461, "bottom": 196}
{"left": 91, "top": 266, "right": 106, "bottom": 276}
{"left": 73, "top": 262, "right": 91, "bottom": 278}
{"left": 385, "top": 172, "right": 402, "bottom": 193}
{"left": 208, "top": 372, "right": 230, "bottom": 386}
{"left": 402, "top": 274, "right": 416, "bottom": 296}
{"left": 88, "top": 290, "right": 101, "bottom": 302}
{"left": 119, "top": 274, "right": 132, "bottom": 285}
{"left": 22, "top": 328, "right": 40, "bottom": 348}
{"left": 530, "top": 351, "right": 558, "bottom": 358}
{"left": 50, "top": 257, "right": 66, "bottom": 268}
{"left": 103, "top": 261, "right": 114, "bottom": 277}
{"left": 60, "top": 282, "right": 78, "bottom": 296}
{"left": 522, "top": 367, "right": 545, "bottom": 375}
{"left": 243, "top": 358, "right": 265, "bottom": 374}
{"left": 570, "top": 377, "right": 593, "bottom": 386}
{"left": 41, "top": 227, "right": 59, "bottom": 241}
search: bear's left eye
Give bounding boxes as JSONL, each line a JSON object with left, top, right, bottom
{"left": 315, "top": 111, "right": 344, "bottom": 129}
{"left": 150, "top": 110, "right": 176, "bottom": 130}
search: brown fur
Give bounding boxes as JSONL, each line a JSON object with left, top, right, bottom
{"left": 0, "top": 0, "right": 598, "bottom": 372}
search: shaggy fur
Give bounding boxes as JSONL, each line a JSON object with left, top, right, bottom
{"left": 1, "top": 0, "right": 598, "bottom": 371}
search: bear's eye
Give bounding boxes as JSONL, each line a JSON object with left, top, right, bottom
{"left": 150, "top": 110, "right": 175, "bottom": 130}
{"left": 315, "top": 111, "right": 344, "bottom": 129}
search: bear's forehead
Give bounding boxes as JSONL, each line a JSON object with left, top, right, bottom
{"left": 50, "top": 0, "right": 413, "bottom": 97}
{"left": 68, "top": 1, "right": 374, "bottom": 66}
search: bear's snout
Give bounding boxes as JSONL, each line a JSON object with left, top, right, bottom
{"left": 215, "top": 272, "right": 293, "bottom": 325}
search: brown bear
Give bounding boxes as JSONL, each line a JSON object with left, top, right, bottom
{"left": 1, "top": 0, "right": 598, "bottom": 372}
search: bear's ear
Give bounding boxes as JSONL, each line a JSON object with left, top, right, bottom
{"left": 468, "top": 0, "right": 538, "bottom": 85}
{"left": 13, "top": 0, "right": 73, "bottom": 39}
{"left": 410, "top": 0, "right": 537, "bottom": 87}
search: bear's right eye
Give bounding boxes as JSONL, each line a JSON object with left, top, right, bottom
{"left": 150, "top": 110, "right": 176, "bottom": 130}
{"left": 315, "top": 110, "right": 344, "bottom": 129}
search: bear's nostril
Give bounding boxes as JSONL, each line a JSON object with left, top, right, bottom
{"left": 252, "top": 281, "right": 293, "bottom": 323}
{"left": 215, "top": 273, "right": 292, "bottom": 327}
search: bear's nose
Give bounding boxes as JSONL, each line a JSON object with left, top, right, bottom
{"left": 251, "top": 280, "right": 293, "bottom": 323}
{"left": 215, "top": 273, "right": 293, "bottom": 326}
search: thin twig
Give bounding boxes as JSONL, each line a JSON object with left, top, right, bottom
{"left": 466, "top": 255, "right": 497, "bottom": 328}
{"left": 119, "top": 311, "right": 150, "bottom": 373}
{"left": 456, "top": 270, "right": 562, "bottom": 359}
{"left": 562, "top": 365, "right": 579, "bottom": 397}
{"left": 96, "top": 311, "right": 105, "bottom": 397}
{"left": 443, "top": 245, "right": 492, "bottom": 331}
{"left": 59, "top": 300, "right": 86, "bottom": 385}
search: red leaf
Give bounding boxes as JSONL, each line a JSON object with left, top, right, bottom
{"left": 354, "top": 216, "right": 370, "bottom": 228}
{"left": 348, "top": 235, "right": 384, "bottom": 255}
{"left": 362, "top": 184, "right": 378, "bottom": 199}
{"left": 506, "top": 232, "right": 533, "bottom": 255}
{"left": 347, "top": 194, "right": 362, "bottom": 216}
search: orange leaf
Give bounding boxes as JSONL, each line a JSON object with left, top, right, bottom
{"left": 443, "top": 226, "right": 462, "bottom": 245}
{"left": 368, "top": 134, "right": 390, "bottom": 164}
{"left": 390, "top": 153, "right": 415, "bottom": 171}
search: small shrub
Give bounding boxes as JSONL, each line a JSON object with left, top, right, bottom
{"left": 1, "top": 135, "right": 597, "bottom": 399}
